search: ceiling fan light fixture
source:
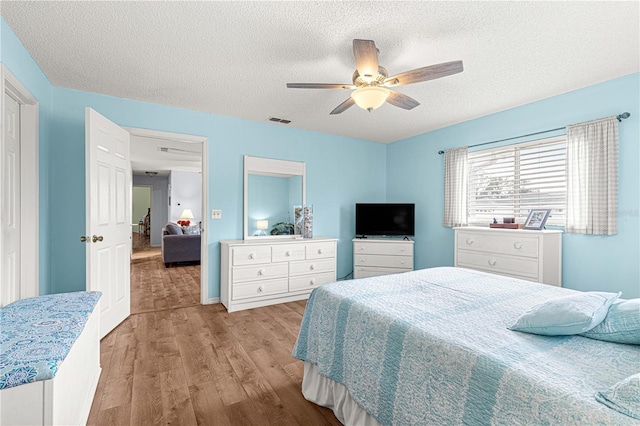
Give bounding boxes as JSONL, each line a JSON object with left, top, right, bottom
{"left": 351, "top": 87, "right": 390, "bottom": 112}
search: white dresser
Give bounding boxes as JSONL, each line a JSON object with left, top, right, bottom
{"left": 220, "top": 238, "right": 338, "bottom": 312}
{"left": 353, "top": 238, "right": 414, "bottom": 279}
{"left": 454, "top": 227, "right": 562, "bottom": 286}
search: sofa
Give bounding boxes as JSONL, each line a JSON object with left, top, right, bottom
{"left": 161, "top": 223, "right": 201, "bottom": 267}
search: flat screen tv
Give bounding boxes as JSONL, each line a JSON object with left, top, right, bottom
{"left": 355, "top": 203, "right": 415, "bottom": 237}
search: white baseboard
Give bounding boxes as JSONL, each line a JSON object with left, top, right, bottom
{"left": 203, "top": 297, "right": 220, "bottom": 305}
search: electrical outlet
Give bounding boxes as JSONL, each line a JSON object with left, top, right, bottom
{"left": 211, "top": 209, "right": 222, "bottom": 219}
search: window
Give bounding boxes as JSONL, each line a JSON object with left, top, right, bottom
{"left": 467, "top": 136, "right": 566, "bottom": 226}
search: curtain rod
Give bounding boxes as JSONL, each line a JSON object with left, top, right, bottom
{"left": 437, "top": 112, "right": 631, "bottom": 155}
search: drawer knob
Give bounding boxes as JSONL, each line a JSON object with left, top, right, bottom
{"left": 258, "top": 285, "right": 264, "bottom": 293}
{"left": 400, "top": 248, "right": 405, "bottom": 252}
{"left": 401, "top": 260, "right": 405, "bottom": 264}
{"left": 466, "top": 238, "right": 474, "bottom": 245}
{"left": 310, "top": 279, "right": 316, "bottom": 286}
{"left": 514, "top": 242, "right": 523, "bottom": 249}
{"left": 488, "top": 259, "right": 497, "bottom": 266}
{"left": 249, "top": 253, "right": 255, "bottom": 259}
{"left": 318, "top": 248, "right": 323, "bottom": 254}
{"left": 258, "top": 269, "right": 265, "bottom": 276}
{"left": 310, "top": 264, "right": 315, "bottom": 270}
{"left": 360, "top": 259, "right": 365, "bottom": 263}
{"left": 285, "top": 250, "right": 291, "bottom": 256}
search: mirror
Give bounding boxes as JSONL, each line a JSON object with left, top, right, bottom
{"left": 244, "top": 155, "right": 305, "bottom": 240}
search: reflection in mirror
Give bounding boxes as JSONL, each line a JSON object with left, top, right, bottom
{"left": 247, "top": 175, "right": 302, "bottom": 236}
{"left": 243, "top": 156, "right": 306, "bottom": 240}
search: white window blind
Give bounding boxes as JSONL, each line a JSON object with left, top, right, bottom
{"left": 467, "top": 136, "right": 566, "bottom": 226}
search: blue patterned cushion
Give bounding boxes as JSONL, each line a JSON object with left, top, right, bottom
{"left": 596, "top": 373, "right": 640, "bottom": 420}
{"left": 509, "top": 291, "right": 621, "bottom": 336}
{"left": 0, "top": 291, "right": 101, "bottom": 389}
{"left": 581, "top": 299, "right": 640, "bottom": 345}
{"left": 165, "top": 223, "right": 183, "bottom": 235}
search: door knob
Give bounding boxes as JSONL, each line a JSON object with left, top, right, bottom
{"left": 80, "top": 236, "right": 90, "bottom": 243}
{"left": 92, "top": 235, "right": 104, "bottom": 243}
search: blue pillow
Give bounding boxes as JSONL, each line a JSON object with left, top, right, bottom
{"left": 509, "top": 291, "right": 621, "bottom": 336}
{"left": 165, "top": 223, "right": 183, "bottom": 235}
{"left": 596, "top": 373, "right": 640, "bottom": 420}
{"left": 581, "top": 299, "right": 640, "bottom": 345}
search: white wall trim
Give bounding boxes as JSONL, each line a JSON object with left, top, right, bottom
{"left": 0, "top": 63, "right": 40, "bottom": 302}
{"left": 126, "top": 127, "right": 210, "bottom": 305}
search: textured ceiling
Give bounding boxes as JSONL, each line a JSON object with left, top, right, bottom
{"left": 130, "top": 135, "right": 202, "bottom": 176}
{"left": 2, "top": 1, "right": 639, "bottom": 143}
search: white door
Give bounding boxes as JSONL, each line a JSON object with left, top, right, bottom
{"left": 86, "top": 107, "right": 131, "bottom": 338}
{"left": 1, "top": 93, "right": 21, "bottom": 307}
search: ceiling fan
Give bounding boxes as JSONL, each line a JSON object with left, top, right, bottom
{"left": 287, "top": 39, "right": 463, "bottom": 114}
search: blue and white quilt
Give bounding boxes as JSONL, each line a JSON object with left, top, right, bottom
{"left": 0, "top": 291, "right": 101, "bottom": 390}
{"left": 293, "top": 267, "right": 640, "bottom": 425}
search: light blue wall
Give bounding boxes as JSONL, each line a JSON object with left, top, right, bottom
{"left": 387, "top": 73, "right": 640, "bottom": 298}
{"left": 48, "top": 87, "right": 386, "bottom": 297}
{"left": 1, "top": 18, "right": 54, "bottom": 295}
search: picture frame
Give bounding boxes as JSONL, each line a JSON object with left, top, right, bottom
{"left": 523, "top": 209, "right": 551, "bottom": 230}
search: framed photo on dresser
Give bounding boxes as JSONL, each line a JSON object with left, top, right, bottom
{"left": 524, "top": 209, "right": 551, "bottom": 230}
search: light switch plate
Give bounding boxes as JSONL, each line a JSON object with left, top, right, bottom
{"left": 211, "top": 209, "right": 222, "bottom": 219}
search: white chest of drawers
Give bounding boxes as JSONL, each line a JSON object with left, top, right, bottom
{"left": 454, "top": 227, "right": 562, "bottom": 286}
{"left": 221, "top": 238, "right": 337, "bottom": 312}
{"left": 353, "top": 238, "right": 414, "bottom": 279}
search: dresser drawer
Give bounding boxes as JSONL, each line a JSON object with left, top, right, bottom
{"left": 272, "top": 244, "right": 305, "bottom": 262}
{"left": 290, "top": 258, "right": 335, "bottom": 276}
{"left": 354, "top": 254, "right": 413, "bottom": 269}
{"left": 305, "top": 242, "right": 336, "bottom": 260}
{"left": 353, "top": 241, "right": 412, "bottom": 256}
{"left": 354, "top": 266, "right": 412, "bottom": 279}
{"left": 232, "top": 246, "right": 272, "bottom": 266}
{"left": 232, "top": 278, "right": 288, "bottom": 300}
{"left": 457, "top": 231, "right": 538, "bottom": 258}
{"left": 289, "top": 271, "right": 335, "bottom": 292}
{"left": 456, "top": 251, "right": 538, "bottom": 279}
{"left": 232, "top": 263, "right": 288, "bottom": 283}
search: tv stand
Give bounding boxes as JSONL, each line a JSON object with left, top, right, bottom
{"left": 353, "top": 238, "right": 414, "bottom": 279}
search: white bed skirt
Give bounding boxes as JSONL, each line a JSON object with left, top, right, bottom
{"left": 302, "top": 362, "right": 382, "bottom": 426}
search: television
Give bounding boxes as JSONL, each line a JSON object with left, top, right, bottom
{"left": 355, "top": 203, "right": 415, "bottom": 237}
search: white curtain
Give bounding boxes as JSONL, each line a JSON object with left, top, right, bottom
{"left": 443, "top": 146, "right": 468, "bottom": 227}
{"left": 566, "top": 116, "right": 618, "bottom": 235}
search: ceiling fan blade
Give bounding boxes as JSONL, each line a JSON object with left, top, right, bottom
{"left": 353, "top": 39, "right": 379, "bottom": 81}
{"left": 330, "top": 97, "right": 356, "bottom": 115}
{"left": 287, "top": 83, "right": 355, "bottom": 89}
{"left": 384, "top": 60, "right": 463, "bottom": 87}
{"left": 386, "top": 90, "right": 420, "bottom": 110}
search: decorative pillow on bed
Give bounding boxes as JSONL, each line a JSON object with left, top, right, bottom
{"left": 580, "top": 299, "right": 640, "bottom": 345}
{"left": 509, "top": 291, "right": 621, "bottom": 336}
{"left": 595, "top": 373, "right": 640, "bottom": 420}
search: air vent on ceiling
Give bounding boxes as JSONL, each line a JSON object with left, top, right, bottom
{"left": 268, "top": 117, "right": 291, "bottom": 124}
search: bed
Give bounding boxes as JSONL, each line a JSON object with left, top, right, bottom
{"left": 0, "top": 291, "right": 102, "bottom": 426}
{"left": 293, "top": 267, "right": 639, "bottom": 425}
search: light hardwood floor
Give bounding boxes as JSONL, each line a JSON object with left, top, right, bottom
{"left": 87, "top": 255, "right": 340, "bottom": 425}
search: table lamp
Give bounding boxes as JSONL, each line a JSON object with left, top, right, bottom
{"left": 256, "top": 220, "right": 268, "bottom": 236}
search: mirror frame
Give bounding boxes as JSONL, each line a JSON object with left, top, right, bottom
{"left": 243, "top": 155, "right": 306, "bottom": 240}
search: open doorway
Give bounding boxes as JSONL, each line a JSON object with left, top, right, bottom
{"left": 131, "top": 185, "right": 154, "bottom": 259}
{"left": 127, "top": 128, "right": 209, "bottom": 312}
